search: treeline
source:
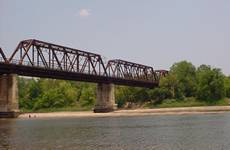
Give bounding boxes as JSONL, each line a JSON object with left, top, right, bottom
{"left": 19, "top": 61, "right": 230, "bottom": 111}
{"left": 19, "top": 79, "right": 96, "bottom": 111}
{"left": 117, "top": 61, "right": 230, "bottom": 107}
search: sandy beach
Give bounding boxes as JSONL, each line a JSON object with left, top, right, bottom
{"left": 18, "top": 106, "right": 230, "bottom": 118}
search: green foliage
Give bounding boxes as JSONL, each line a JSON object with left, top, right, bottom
{"left": 18, "top": 78, "right": 41, "bottom": 109}
{"left": 159, "top": 74, "right": 183, "bottom": 99}
{"left": 32, "top": 79, "right": 79, "bottom": 110}
{"left": 33, "top": 88, "right": 65, "bottom": 110}
{"left": 170, "top": 61, "right": 197, "bottom": 97}
{"left": 224, "top": 76, "right": 230, "bottom": 98}
{"left": 115, "top": 86, "right": 127, "bottom": 107}
{"left": 79, "top": 85, "right": 96, "bottom": 106}
{"left": 196, "top": 65, "right": 225, "bottom": 100}
{"left": 115, "top": 86, "right": 150, "bottom": 107}
{"left": 19, "top": 78, "right": 96, "bottom": 111}
{"left": 148, "top": 88, "right": 171, "bottom": 104}
{"left": 146, "top": 97, "right": 229, "bottom": 108}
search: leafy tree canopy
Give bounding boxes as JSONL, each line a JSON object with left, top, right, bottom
{"left": 196, "top": 65, "right": 225, "bottom": 100}
{"left": 170, "top": 61, "right": 197, "bottom": 97}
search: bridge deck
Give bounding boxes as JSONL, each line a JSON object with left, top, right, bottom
{"left": 0, "top": 63, "right": 158, "bottom": 88}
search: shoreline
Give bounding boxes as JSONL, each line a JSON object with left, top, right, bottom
{"left": 18, "top": 106, "right": 230, "bottom": 119}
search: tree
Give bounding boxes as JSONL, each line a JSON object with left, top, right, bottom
{"left": 115, "top": 86, "right": 128, "bottom": 107}
{"left": 18, "top": 78, "right": 94, "bottom": 110}
{"left": 224, "top": 76, "right": 230, "bottom": 98}
{"left": 196, "top": 65, "right": 225, "bottom": 100}
{"left": 115, "top": 86, "right": 150, "bottom": 107}
{"left": 159, "top": 74, "right": 182, "bottom": 99}
{"left": 170, "top": 61, "right": 197, "bottom": 97}
{"left": 32, "top": 79, "right": 74, "bottom": 110}
{"left": 148, "top": 87, "right": 171, "bottom": 104}
{"left": 79, "top": 84, "right": 96, "bottom": 107}
{"left": 33, "top": 88, "right": 66, "bottom": 110}
{"left": 18, "top": 78, "right": 41, "bottom": 110}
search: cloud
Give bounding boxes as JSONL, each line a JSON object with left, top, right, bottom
{"left": 79, "top": 9, "right": 90, "bottom": 17}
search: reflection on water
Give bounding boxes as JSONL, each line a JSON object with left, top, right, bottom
{"left": 0, "top": 119, "right": 16, "bottom": 149}
{"left": 1, "top": 113, "right": 230, "bottom": 150}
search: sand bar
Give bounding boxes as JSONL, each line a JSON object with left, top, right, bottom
{"left": 18, "top": 106, "right": 230, "bottom": 119}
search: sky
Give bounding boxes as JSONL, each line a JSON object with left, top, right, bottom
{"left": 0, "top": 0, "right": 230, "bottom": 75}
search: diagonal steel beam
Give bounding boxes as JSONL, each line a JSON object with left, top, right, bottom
{"left": 0, "top": 48, "right": 7, "bottom": 62}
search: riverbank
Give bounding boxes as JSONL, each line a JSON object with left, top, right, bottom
{"left": 18, "top": 106, "right": 230, "bottom": 118}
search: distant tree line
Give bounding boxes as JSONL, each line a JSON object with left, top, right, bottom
{"left": 18, "top": 61, "right": 230, "bottom": 111}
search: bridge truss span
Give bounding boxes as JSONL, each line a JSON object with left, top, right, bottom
{"left": 0, "top": 39, "right": 168, "bottom": 88}
{"left": 7, "top": 39, "right": 108, "bottom": 76}
{"left": 106, "top": 59, "right": 158, "bottom": 83}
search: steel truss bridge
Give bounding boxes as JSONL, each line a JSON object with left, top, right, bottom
{"left": 0, "top": 39, "right": 168, "bottom": 88}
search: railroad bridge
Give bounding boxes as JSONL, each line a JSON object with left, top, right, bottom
{"left": 0, "top": 39, "right": 168, "bottom": 117}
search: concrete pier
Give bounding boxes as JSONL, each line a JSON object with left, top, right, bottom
{"left": 0, "top": 74, "right": 19, "bottom": 118}
{"left": 94, "top": 83, "right": 117, "bottom": 113}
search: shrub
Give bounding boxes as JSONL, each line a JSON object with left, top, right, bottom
{"left": 148, "top": 87, "right": 171, "bottom": 104}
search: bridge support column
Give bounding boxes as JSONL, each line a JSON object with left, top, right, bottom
{"left": 0, "top": 74, "right": 19, "bottom": 118}
{"left": 94, "top": 83, "right": 117, "bottom": 113}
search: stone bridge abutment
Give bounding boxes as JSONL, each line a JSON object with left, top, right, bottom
{"left": 94, "top": 83, "right": 117, "bottom": 113}
{"left": 0, "top": 74, "right": 19, "bottom": 117}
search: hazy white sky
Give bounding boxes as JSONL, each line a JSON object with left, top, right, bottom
{"left": 0, "top": 0, "right": 229, "bottom": 75}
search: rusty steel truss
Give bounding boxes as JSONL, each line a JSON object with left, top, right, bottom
{"left": 155, "top": 70, "right": 169, "bottom": 78}
{"left": 0, "top": 48, "right": 6, "bottom": 62}
{"left": 0, "top": 39, "right": 168, "bottom": 88}
{"left": 7, "top": 39, "right": 108, "bottom": 76}
{"left": 106, "top": 59, "right": 158, "bottom": 82}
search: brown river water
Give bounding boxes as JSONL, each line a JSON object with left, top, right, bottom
{"left": 1, "top": 113, "right": 230, "bottom": 150}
